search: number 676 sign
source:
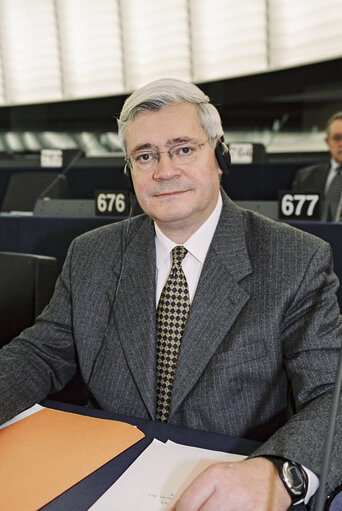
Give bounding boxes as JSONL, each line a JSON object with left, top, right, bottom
{"left": 278, "top": 192, "right": 321, "bottom": 220}
{"left": 95, "top": 190, "right": 130, "bottom": 216}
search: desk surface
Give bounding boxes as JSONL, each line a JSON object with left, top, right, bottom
{"left": 37, "top": 401, "right": 342, "bottom": 511}
{"left": 40, "top": 400, "right": 260, "bottom": 511}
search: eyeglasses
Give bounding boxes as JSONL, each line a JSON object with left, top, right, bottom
{"left": 126, "top": 140, "right": 209, "bottom": 171}
{"left": 329, "top": 134, "right": 342, "bottom": 143}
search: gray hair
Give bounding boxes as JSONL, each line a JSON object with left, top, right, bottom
{"left": 326, "top": 111, "right": 342, "bottom": 136}
{"left": 117, "top": 78, "right": 224, "bottom": 154}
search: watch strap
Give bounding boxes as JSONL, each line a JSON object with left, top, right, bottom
{"left": 261, "top": 456, "right": 307, "bottom": 505}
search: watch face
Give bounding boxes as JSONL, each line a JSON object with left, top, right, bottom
{"left": 283, "top": 461, "right": 306, "bottom": 496}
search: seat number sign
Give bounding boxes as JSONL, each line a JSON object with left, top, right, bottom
{"left": 278, "top": 192, "right": 321, "bottom": 220}
{"left": 95, "top": 190, "right": 129, "bottom": 216}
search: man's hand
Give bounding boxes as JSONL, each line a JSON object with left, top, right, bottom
{"left": 170, "top": 457, "right": 291, "bottom": 511}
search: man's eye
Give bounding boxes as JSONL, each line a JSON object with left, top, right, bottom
{"left": 176, "top": 145, "right": 195, "bottom": 156}
{"left": 135, "top": 153, "right": 153, "bottom": 163}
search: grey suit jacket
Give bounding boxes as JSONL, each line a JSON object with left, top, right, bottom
{"left": 292, "top": 162, "right": 330, "bottom": 194}
{"left": 1, "top": 191, "right": 342, "bottom": 500}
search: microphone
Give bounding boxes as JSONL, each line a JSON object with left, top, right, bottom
{"left": 266, "top": 113, "right": 290, "bottom": 151}
{"left": 314, "top": 339, "right": 342, "bottom": 511}
{"left": 37, "top": 149, "right": 84, "bottom": 200}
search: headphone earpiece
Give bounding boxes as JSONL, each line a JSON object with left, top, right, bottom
{"left": 124, "top": 163, "right": 134, "bottom": 193}
{"left": 215, "top": 138, "right": 231, "bottom": 175}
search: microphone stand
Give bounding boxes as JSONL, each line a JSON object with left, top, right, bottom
{"left": 314, "top": 339, "right": 342, "bottom": 511}
{"left": 37, "top": 149, "right": 83, "bottom": 200}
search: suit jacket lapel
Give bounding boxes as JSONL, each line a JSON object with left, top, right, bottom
{"left": 314, "top": 163, "right": 330, "bottom": 192}
{"left": 169, "top": 194, "right": 252, "bottom": 419}
{"left": 108, "top": 216, "right": 157, "bottom": 419}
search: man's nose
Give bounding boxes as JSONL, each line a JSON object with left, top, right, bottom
{"left": 153, "top": 152, "right": 179, "bottom": 180}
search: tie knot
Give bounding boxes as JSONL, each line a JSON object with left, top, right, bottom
{"left": 171, "top": 245, "right": 187, "bottom": 267}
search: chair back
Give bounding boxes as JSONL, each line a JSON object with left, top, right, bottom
{"left": 0, "top": 252, "right": 59, "bottom": 347}
{"left": 0, "top": 251, "right": 87, "bottom": 405}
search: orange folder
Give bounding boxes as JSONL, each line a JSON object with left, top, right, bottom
{"left": 0, "top": 407, "right": 145, "bottom": 511}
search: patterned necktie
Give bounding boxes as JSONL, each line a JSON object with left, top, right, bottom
{"left": 326, "top": 166, "right": 342, "bottom": 221}
{"left": 156, "top": 245, "right": 190, "bottom": 422}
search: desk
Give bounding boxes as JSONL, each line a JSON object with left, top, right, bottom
{"left": 33, "top": 400, "right": 342, "bottom": 511}
{"left": 40, "top": 400, "right": 260, "bottom": 511}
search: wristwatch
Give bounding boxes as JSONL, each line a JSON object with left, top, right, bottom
{"left": 262, "top": 456, "right": 308, "bottom": 505}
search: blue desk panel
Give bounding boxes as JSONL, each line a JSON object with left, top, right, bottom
{"left": 0, "top": 214, "right": 116, "bottom": 268}
{"left": 0, "top": 215, "right": 341, "bottom": 309}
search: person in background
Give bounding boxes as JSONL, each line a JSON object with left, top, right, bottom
{"left": 292, "top": 111, "right": 342, "bottom": 220}
{"left": 0, "top": 78, "right": 342, "bottom": 510}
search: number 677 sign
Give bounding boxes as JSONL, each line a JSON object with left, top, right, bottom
{"left": 278, "top": 192, "right": 321, "bottom": 220}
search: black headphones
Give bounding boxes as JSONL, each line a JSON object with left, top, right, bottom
{"left": 124, "top": 137, "right": 231, "bottom": 192}
{"left": 215, "top": 137, "right": 231, "bottom": 176}
{"left": 124, "top": 162, "right": 134, "bottom": 192}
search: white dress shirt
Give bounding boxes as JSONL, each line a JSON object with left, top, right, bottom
{"left": 324, "top": 158, "right": 342, "bottom": 194}
{"left": 154, "top": 193, "right": 222, "bottom": 305}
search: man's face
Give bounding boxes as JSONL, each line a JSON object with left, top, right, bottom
{"left": 125, "top": 102, "right": 222, "bottom": 241}
{"left": 325, "top": 119, "right": 342, "bottom": 165}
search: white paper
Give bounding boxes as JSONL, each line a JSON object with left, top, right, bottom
{"left": 89, "top": 438, "right": 246, "bottom": 511}
{"left": 0, "top": 404, "right": 44, "bottom": 430}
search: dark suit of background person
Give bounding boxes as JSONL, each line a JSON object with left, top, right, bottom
{"left": 292, "top": 161, "right": 330, "bottom": 195}
{"left": 292, "top": 112, "right": 342, "bottom": 220}
{"left": 0, "top": 79, "right": 341, "bottom": 510}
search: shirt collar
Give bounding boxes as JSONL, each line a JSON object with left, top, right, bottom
{"left": 331, "top": 159, "right": 342, "bottom": 172}
{"left": 155, "top": 193, "right": 223, "bottom": 269}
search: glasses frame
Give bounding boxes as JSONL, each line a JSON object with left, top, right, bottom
{"left": 329, "top": 134, "right": 342, "bottom": 143}
{"left": 126, "top": 139, "right": 209, "bottom": 171}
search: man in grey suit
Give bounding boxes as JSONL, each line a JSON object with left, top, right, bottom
{"left": 1, "top": 78, "right": 342, "bottom": 510}
{"left": 292, "top": 112, "right": 342, "bottom": 220}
